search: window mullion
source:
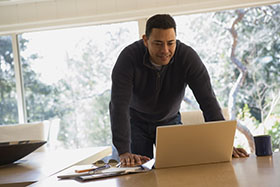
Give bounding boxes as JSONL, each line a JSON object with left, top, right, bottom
{"left": 12, "top": 34, "right": 27, "bottom": 124}
{"left": 138, "top": 18, "right": 147, "bottom": 39}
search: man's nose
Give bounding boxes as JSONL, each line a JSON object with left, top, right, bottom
{"left": 161, "top": 43, "right": 169, "bottom": 53}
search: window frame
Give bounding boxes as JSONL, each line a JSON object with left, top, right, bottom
{"left": 11, "top": 34, "right": 27, "bottom": 123}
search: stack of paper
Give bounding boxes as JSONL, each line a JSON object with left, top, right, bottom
{"left": 57, "top": 159, "right": 155, "bottom": 181}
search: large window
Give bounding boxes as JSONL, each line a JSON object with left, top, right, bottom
{"left": 19, "top": 21, "right": 139, "bottom": 149}
{"left": 1, "top": 3, "right": 279, "bottom": 153}
{"left": 176, "top": 3, "right": 280, "bottom": 152}
{"left": 0, "top": 35, "right": 18, "bottom": 125}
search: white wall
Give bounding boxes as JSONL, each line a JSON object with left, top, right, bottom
{"left": 0, "top": 0, "right": 279, "bottom": 35}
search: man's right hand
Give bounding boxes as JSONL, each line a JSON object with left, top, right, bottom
{"left": 119, "top": 152, "right": 150, "bottom": 167}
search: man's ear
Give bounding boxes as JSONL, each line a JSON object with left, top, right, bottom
{"left": 142, "top": 34, "right": 148, "bottom": 47}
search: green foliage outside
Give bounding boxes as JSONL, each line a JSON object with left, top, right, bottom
{"left": 0, "top": 36, "right": 18, "bottom": 125}
{"left": 268, "top": 121, "right": 280, "bottom": 151}
{"left": 177, "top": 4, "right": 280, "bottom": 152}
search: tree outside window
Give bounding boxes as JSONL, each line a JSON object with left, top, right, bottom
{"left": 0, "top": 35, "right": 18, "bottom": 125}
{"left": 18, "top": 22, "right": 139, "bottom": 149}
{"left": 176, "top": 3, "right": 280, "bottom": 152}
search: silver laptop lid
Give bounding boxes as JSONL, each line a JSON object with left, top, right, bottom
{"left": 154, "top": 120, "right": 237, "bottom": 169}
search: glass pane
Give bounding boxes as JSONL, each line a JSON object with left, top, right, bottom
{"left": 175, "top": 3, "right": 280, "bottom": 152}
{"left": 0, "top": 35, "right": 18, "bottom": 125}
{"left": 19, "top": 21, "right": 139, "bottom": 149}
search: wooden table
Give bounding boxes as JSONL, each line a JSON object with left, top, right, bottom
{"left": 0, "top": 146, "right": 111, "bottom": 187}
{"left": 31, "top": 152, "right": 280, "bottom": 187}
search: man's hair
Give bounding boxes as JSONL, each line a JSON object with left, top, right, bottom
{"left": 145, "top": 14, "right": 176, "bottom": 38}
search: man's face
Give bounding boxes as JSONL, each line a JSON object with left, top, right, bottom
{"left": 143, "top": 28, "right": 176, "bottom": 66}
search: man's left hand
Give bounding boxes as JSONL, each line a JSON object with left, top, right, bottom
{"left": 232, "top": 147, "right": 249, "bottom": 158}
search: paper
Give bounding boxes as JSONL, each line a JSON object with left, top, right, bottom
{"left": 57, "top": 165, "right": 96, "bottom": 179}
{"left": 76, "top": 166, "right": 145, "bottom": 181}
{"left": 57, "top": 163, "right": 152, "bottom": 181}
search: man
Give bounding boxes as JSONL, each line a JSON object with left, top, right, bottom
{"left": 110, "top": 14, "right": 248, "bottom": 166}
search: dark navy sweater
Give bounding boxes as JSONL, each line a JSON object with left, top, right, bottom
{"left": 110, "top": 39, "right": 224, "bottom": 155}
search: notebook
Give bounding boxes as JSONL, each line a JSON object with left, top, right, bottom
{"left": 154, "top": 120, "right": 237, "bottom": 169}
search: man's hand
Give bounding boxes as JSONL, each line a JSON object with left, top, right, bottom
{"left": 119, "top": 152, "right": 150, "bottom": 167}
{"left": 232, "top": 147, "right": 249, "bottom": 158}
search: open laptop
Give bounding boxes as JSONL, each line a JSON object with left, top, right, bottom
{"left": 154, "top": 120, "right": 237, "bottom": 169}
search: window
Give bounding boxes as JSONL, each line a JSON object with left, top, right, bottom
{"left": 19, "top": 21, "right": 139, "bottom": 149}
{"left": 175, "top": 3, "right": 280, "bottom": 152}
{"left": 0, "top": 35, "right": 18, "bottom": 125}
{"left": 2, "top": 3, "right": 279, "bottom": 153}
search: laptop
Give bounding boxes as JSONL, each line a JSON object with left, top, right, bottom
{"left": 154, "top": 120, "right": 237, "bottom": 169}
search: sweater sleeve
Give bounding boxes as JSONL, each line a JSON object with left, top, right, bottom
{"left": 109, "top": 47, "right": 134, "bottom": 155}
{"left": 184, "top": 47, "right": 224, "bottom": 121}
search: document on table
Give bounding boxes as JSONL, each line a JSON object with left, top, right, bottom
{"left": 76, "top": 166, "right": 145, "bottom": 181}
{"left": 57, "top": 159, "right": 155, "bottom": 181}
